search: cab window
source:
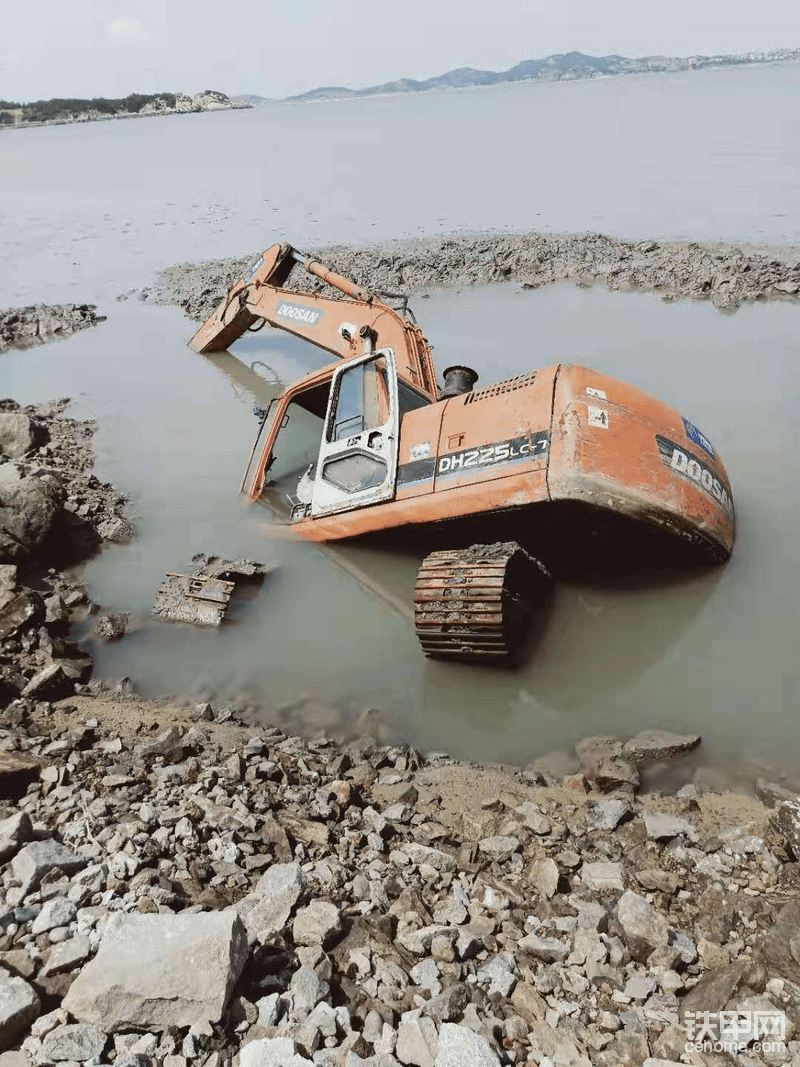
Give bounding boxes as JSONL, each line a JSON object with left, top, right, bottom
{"left": 262, "top": 381, "right": 330, "bottom": 502}
{"left": 328, "top": 356, "right": 390, "bottom": 441}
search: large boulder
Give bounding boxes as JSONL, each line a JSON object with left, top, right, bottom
{"left": 0, "top": 413, "right": 45, "bottom": 459}
{"left": 63, "top": 911, "right": 248, "bottom": 1031}
{"left": 0, "top": 975, "right": 40, "bottom": 1050}
{"left": 0, "top": 463, "right": 64, "bottom": 562}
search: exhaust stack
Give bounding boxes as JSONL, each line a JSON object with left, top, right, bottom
{"left": 441, "top": 365, "right": 479, "bottom": 399}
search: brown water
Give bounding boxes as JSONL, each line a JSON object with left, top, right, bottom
{"left": 4, "top": 282, "right": 800, "bottom": 786}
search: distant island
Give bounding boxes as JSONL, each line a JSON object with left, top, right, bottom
{"left": 240, "top": 47, "right": 800, "bottom": 104}
{"left": 0, "top": 90, "right": 248, "bottom": 129}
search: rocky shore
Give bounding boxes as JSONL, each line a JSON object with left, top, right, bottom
{"left": 0, "top": 398, "right": 133, "bottom": 704}
{"left": 3, "top": 695, "right": 800, "bottom": 1067}
{"left": 138, "top": 232, "right": 800, "bottom": 320}
{"left": 0, "top": 308, "right": 104, "bottom": 352}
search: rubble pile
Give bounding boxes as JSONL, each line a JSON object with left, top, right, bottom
{"left": 0, "top": 399, "right": 133, "bottom": 704}
{"left": 0, "top": 307, "right": 103, "bottom": 352}
{"left": 2, "top": 705, "right": 800, "bottom": 1067}
{"left": 139, "top": 233, "right": 800, "bottom": 322}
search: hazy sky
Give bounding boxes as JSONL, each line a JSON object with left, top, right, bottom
{"left": 3, "top": 0, "right": 799, "bottom": 102}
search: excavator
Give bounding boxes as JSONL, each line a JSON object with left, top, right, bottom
{"left": 188, "top": 242, "right": 736, "bottom": 663}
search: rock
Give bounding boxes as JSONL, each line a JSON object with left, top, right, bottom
{"left": 616, "top": 890, "right": 670, "bottom": 963}
{"left": 0, "top": 589, "right": 44, "bottom": 640}
{"left": 239, "top": 1038, "right": 310, "bottom": 1067}
{"left": 576, "top": 735, "right": 621, "bottom": 772}
{"left": 530, "top": 857, "right": 559, "bottom": 898}
{"left": 93, "top": 613, "right": 129, "bottom": 640}
{"left": 289, "top": 965, "right": 329, "bottom": 1022}
{"left": 12, "top": 838, "right": 87, "bottom": 893}
{"left": 0, "top": 305, "right": 101, "bottom": 352}
{"left": 401, "top": 844, "right": 456, "bottom": 872}
{"left": 423, "top": 984, "right": 470, "bottom": 1024}
{"left": 41, "top": 1024, "right": 107, "bottom": 1061}
{"left": 22, "top": 662, "right": 73, "bottom": 701}
{"left": 63, "top": 911, "right": 248, "bottom": 1031}
{"left": 478, "top": 835, "right": 519, "bottom": 862}
{"left": 0, "top": 462, "right": 64, "bottom": 563}
{"left": 624, "top": 974, "right": 656, "bottom": 1000}
{"left": 0, "top": 752, "right": 41, "bottom": 799}
{"left": 634, "top": 869, "right": 680, "bottom": 894}
{"left": 759, "top": 901, "right": 800, "bottom": 984}
{"left": 622, "top": 730, "right": 701, "bottom": 763}
{"left": 510, "top": 981, "right": 547, "bottom": 1025}
{"left": 31, "top": 897, "right": 77, "bottom": 934}
{"left": 595, "top": 755, "right": 639, "bottom": 793}
{"left": 97, "top": 516, "right": 135, "bottom": 543}
{"left": 513, "top": 801, "right": 551, "bottom": 835}
{"left": 41, "top": 934, "right": 92, "bottom": 976}
{"left": 587, "top": 799, "right": 630, "bottom": 831}
{"left": 236, "top": 861, "right": 304, "bottom": 944}
{"left": 642, "top": 812, "right": 695, "bottom": 841}
{"left": 396, "top": 1015, "right": 438, "bottom": 1067}
{"left": 434, "top": 1023, "right": 500, "bottom": 1067}
{"left": 0, "top": 810, "right": 32, "bottom": 861}
{"left": 576, "top": 738, "right": 639, "bottom": 792}
{"left": 0, "top": 975, "right": 40, "bottom": 1050}
{"left": 0, "top": 1053, "right": 29, "bottom": 1067}
{"left": 756, "top": 778, "right": 797, "bottom": 808}
{"left": 0, "top": 414, "right": 44, "bottom": 459}
{"left": 518, "top": 933, "right": 569, "bottom": 962}
{"left": 582, "top": 862, "right": 624, "bottom": 893}
{"left": 775, "top": 798, "right": 800, "bottom": 858}
{"left": 134, "top": 726, "right": 185, "bottom": 762}
{"left": 679, "top": 958, "right": 766, "bottom": 1023}
{"left": 293, "top": 901, "right": 342, "bottom": 947}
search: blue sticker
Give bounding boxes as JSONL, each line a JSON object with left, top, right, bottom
{"left": 682, "top": 418, "right": 715, "bottom": 459}
{"left": 242, "top": 255, "right": 264, "bottom": 283}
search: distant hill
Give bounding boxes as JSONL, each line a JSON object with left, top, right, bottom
{"left": 231, "top": 93, "right": 273, "bottom": 106}
{"left": 284, "top": 47, "right": 800, "bottom": 102}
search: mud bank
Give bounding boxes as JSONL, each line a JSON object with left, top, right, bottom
{"left": 3, "top": 698, "right": 800, "bottom": 1067}
{"left": 137, "top": 232, "right": 800, "bottom": 322}
{"left": 0, "top": 399, "right": 133, "bottom": 704}
{"left": 0, "top": 307, "right": 104, "bottom": 352}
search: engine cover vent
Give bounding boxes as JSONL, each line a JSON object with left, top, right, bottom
{"left": 463, "top": 370, "right": 537, "bottom": 403}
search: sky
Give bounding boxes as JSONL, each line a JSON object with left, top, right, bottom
{"left": 2, "top": 0, "right": 799, "bottom": 102}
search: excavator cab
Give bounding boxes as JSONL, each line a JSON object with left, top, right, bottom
{"left": 257, "top": 349, "right": 405, "bottom": 521}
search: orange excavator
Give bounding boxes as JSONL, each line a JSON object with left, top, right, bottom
{"left": 189, "top": 242, "right": 735, "bottom": 663}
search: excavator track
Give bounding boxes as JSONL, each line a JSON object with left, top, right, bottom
{"left": 414, "top": 541, "right": 551, "bottom": 663}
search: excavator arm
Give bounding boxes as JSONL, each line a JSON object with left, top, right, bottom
{"left": 187, "top": 242, "right": 439, "bottom": 399}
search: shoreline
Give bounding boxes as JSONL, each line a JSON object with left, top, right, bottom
{"left": 0, "top": 104, "right": 249, "bottom": 132}
{"left": 138, "top": 231, "right": 800, "bottom": 323}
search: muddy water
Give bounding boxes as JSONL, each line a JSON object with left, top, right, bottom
{"left": 4, "top": 283, "right": 799, "bottom": 784}
{"left": 2, "top": 61, "right": 800, "bottom": 308}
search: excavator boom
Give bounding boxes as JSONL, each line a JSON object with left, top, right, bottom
{"left": 187, "top": 242, "right": 438, "bottom": 399}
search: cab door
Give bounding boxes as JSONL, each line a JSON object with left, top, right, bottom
{"left": 311, "top": 348, "right": 399, "bottom": 517}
